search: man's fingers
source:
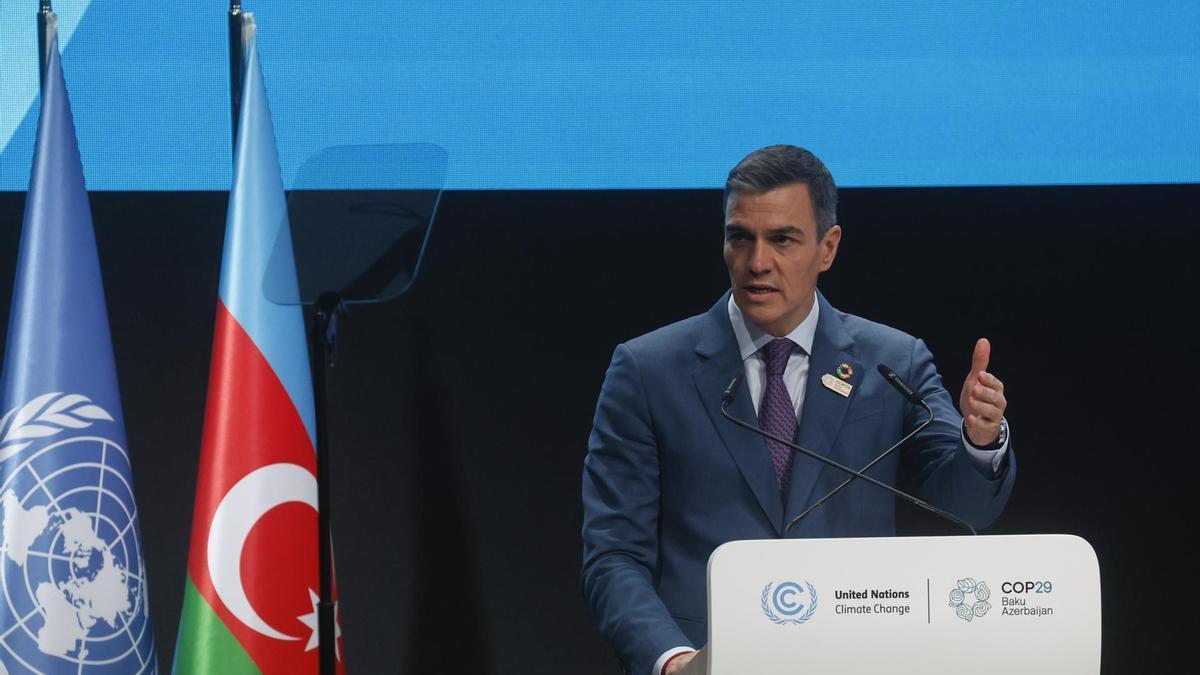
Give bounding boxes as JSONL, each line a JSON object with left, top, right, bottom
{"left": 972, "top": 383, "right": 1006, "bottom": 408}
{"left": 969, "top": 337, "right": 991, "bottom": 375}
{"left": 967, "top": 399, "right": 1003, "bottom": 423}
{"left": 977, "top": 371, "right": 1004, "bottom": 392}
{"left": 965, "top": 413, "right": 995, "bottom": 430}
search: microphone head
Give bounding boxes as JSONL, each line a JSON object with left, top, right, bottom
{"left": 722, "top": 375, "right": 743, "bottom": 406}
{"left": 877, "top": 363, "right": 922, "bottom": 404}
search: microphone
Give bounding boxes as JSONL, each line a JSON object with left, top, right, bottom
{"left": 721, "top": 375, "right": 741, "bottom": 405}
{"left": 877, "top": 363, "right": 921, "bottom": 404}
{"left": 720, "top": 371, "right": 977, "bottom": 537}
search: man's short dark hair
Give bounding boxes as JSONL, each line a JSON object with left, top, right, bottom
{"left": 725, "top": 144, "right": 838, "bottom": 240}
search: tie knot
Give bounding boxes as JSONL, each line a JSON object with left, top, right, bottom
{"left": 762, "top": 338, "right": 794, "bottom": 376}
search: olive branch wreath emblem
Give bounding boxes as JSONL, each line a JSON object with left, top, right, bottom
{"left": 761, "top": 581, "right": 818, "bottom": 625}
{"left": 0, "top": 392, "right": 114, "bottom": 461}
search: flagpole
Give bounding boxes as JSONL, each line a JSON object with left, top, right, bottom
{"left": 36, "top": 0, "right": 53, "bottom": 85}
{"left": 228, "top": 1, "right": 245, "bottom": 157}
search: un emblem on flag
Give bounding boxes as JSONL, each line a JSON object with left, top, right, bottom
{"left": 0, "top": 394, "right": 155, "bottom": 673}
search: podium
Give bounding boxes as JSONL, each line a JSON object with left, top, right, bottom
{"left": 696, "top": 535, "right": 1100, "bottom": 673}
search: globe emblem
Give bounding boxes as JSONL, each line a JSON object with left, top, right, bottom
{"left": 0, "top": 413, "right": 155, "bottom": 674}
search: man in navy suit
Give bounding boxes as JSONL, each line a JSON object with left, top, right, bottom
{"left": 580, "top": 145, "right": 1016, "bottom": 675}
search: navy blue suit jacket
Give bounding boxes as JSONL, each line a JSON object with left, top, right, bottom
{"left": 580, "top": 292, "right": 1016, "bottom": 674}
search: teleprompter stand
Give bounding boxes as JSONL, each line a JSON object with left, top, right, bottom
{"left": 274, "top": 148, "right": 445, "bottom": 675}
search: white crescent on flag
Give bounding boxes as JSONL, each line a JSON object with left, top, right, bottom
{"left": 207, "top": 462, "right": 318, "bottom": 641}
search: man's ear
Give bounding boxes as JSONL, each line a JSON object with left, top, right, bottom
{"left": 819, "top": 224, "right": 842, "bottom": 271}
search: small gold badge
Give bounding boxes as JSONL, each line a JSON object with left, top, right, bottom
{"left": 821, "top": 373, "right": 853, "bottom": 397}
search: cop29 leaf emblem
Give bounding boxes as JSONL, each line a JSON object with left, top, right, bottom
{"left": 761, "top": 581, "right": 818, "bottom": 625}
{"left": 948, "top": 577, "right": 992, "bottom": 621}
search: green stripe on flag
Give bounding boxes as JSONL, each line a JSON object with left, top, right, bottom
{"left": 172, "top": 575, "right": 261, "bottom": 674}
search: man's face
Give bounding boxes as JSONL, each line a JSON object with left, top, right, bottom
{"left": 723, "top": 182, "right": 842, "bottom": 337}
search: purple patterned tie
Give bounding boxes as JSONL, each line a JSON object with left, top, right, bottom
{"left": 759, "top": 338, "right": 797, "bottom": 503}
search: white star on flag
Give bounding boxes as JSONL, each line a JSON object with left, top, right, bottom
{"left": 298, "top": 588, "right": 343, "bottom": 659}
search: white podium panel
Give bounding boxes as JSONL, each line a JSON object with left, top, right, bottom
{"left": 707, "top": 535, "right": 1100, "bottom": 674}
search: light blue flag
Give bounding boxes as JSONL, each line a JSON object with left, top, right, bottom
{"left": 0, "top": 31, "right": 157, "bottom": 674}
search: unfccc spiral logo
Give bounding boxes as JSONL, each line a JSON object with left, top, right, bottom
{"left": 761, "top": 580, "right": 818, "bottom": 625}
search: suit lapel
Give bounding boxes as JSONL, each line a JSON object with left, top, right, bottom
{"left": 693, "top": 295, "right": 784, "bottom": 534}
{"left": 785, "top": 293, "right": 861, "bottom": 528}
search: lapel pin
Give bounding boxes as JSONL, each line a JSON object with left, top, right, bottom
{"left": 835, "top": 363, "right": 854, "bottom": 380}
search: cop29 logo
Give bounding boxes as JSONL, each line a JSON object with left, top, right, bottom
{"left": 948, "top": 577, "right": 992, "bottom": 622}
{"left": 761, "top": 580, "right": 818, "bottom": 625}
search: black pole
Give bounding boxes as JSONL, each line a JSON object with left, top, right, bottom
{"left": 310, "top": 292, "right": 343, "bottom": 675}
{"left": 230, "top": 5, "right": 338, "bottom": 669}
{"left": 228, "top": 1, "right": 244, "bottom": 156}
{"left": 37, "top": 1, "right": 53, "bottom": 84}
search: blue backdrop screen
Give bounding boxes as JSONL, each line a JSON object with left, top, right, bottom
{"left": 1, "top": 1, "right": 1197, "bottom": 190}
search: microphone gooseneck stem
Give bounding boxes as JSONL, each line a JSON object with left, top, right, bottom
{"left": 721, "top": 375, "right": 977, "bottom": 537}
{"left": 784, "top": 400, "right": 934, "bottom": 537}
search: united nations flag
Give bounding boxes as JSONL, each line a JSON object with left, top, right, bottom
{"left": 0, "top": 18, "right": 156, "bottom": 675}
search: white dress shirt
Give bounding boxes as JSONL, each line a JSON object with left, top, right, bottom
{"left": 727, "top": 293, "right": 820, "bottom": 419}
